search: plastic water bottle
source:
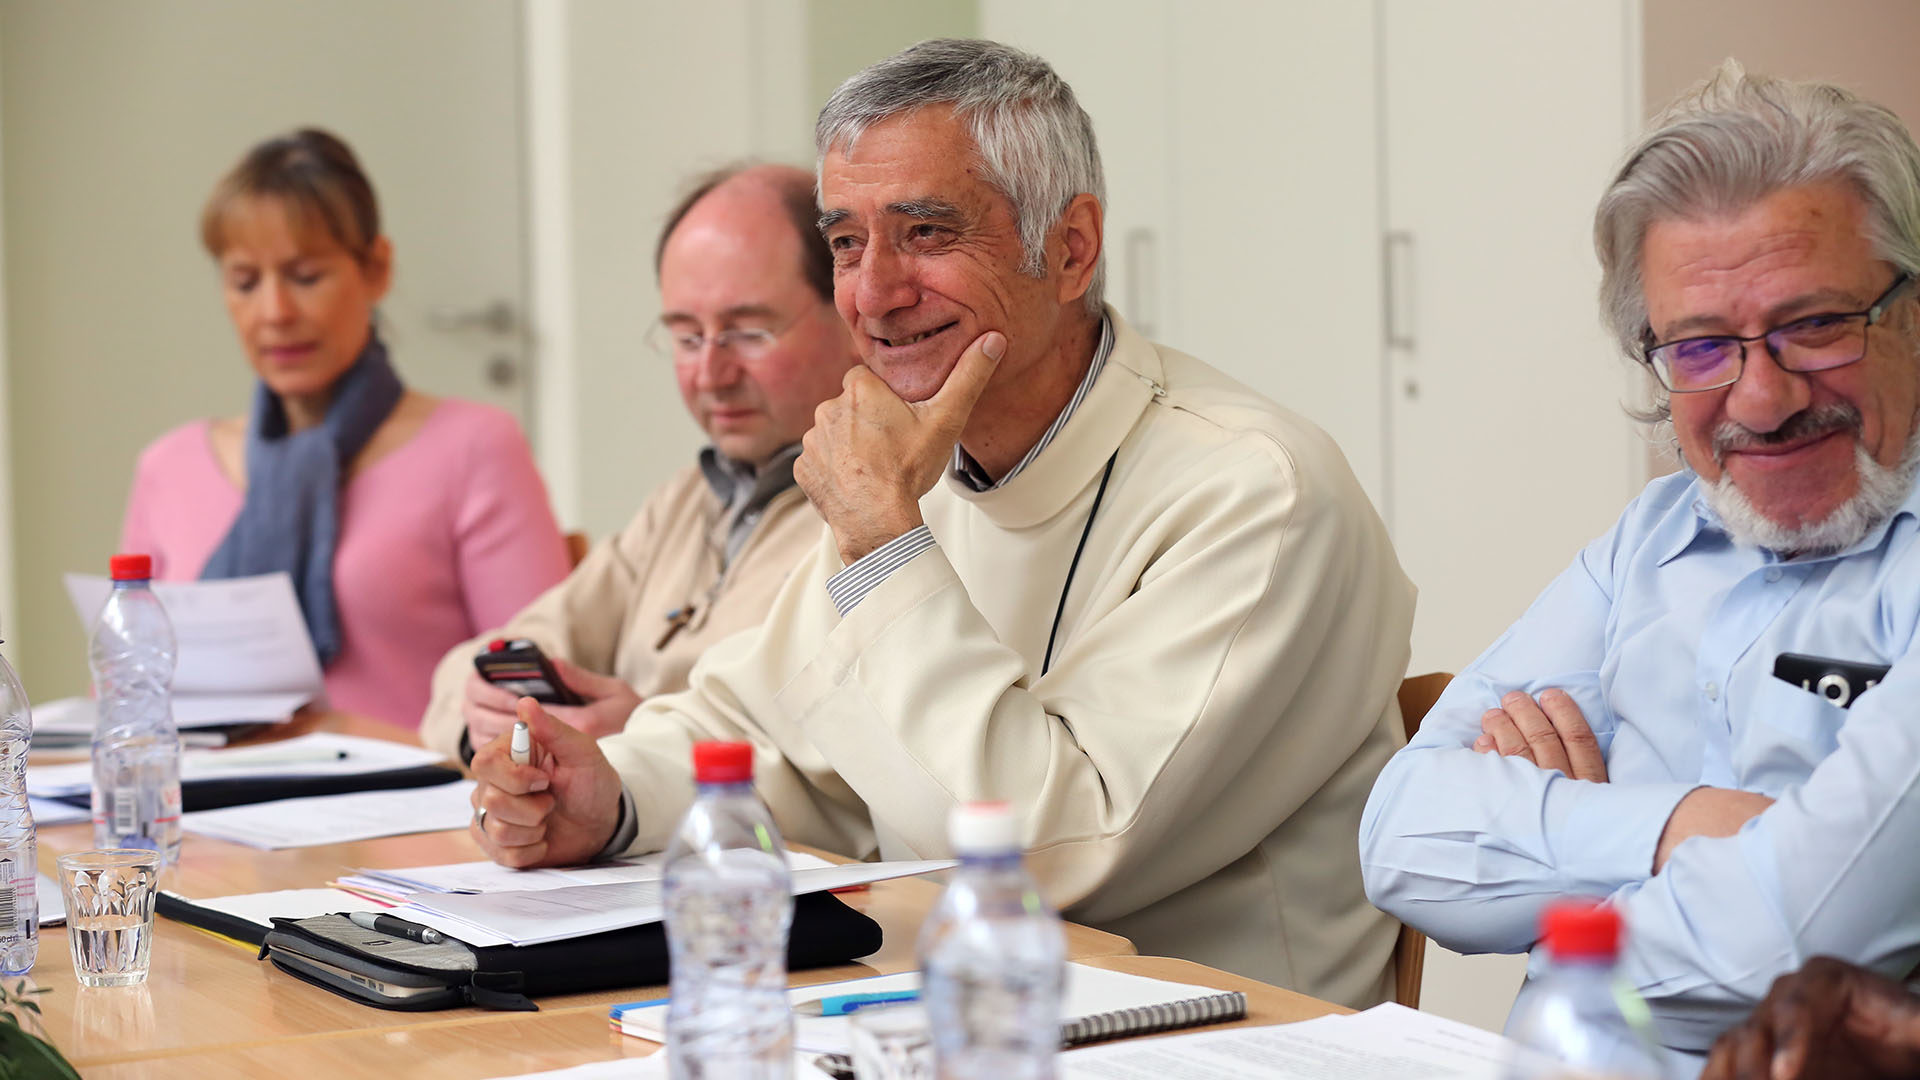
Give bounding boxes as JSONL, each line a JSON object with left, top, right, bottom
{"left": 1505, "top": 901, "right": 1668, "bottom": 1079}
{"left": 663, "top": 741, "right": 794, "bottom": 1079}
{"left": 0, "top": 619, "right": 38, "bottom": 974}
{"left": 87, "top": 554, "right": 182, "bottom": 868}
{"left": 919, "top": 802, "right": 1067, "bottom": 1080}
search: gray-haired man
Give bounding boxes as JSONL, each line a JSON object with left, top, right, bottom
{"left": 1361, "top": 64, "right": 1920, "bottom": 1065}
{"left": 468, "top": 39, "right": 1415, "bottom": 1008}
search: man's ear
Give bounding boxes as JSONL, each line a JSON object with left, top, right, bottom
{"left": 1051, "top": 193, "right": 1104, "bottom": 306}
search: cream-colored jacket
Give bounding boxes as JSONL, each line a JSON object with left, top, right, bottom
{"left": 601, "top": 313, "right": 1415, "bottom": 1008}
{"left": 417, "top": 464, "right": 822, "bottom": 759}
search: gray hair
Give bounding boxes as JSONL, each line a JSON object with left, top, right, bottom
{"left": 1596, "top": 60, "right": 1920, "bottom": 424}
{"left": 815, "top": 38, "right": 1107, "bottom": 315}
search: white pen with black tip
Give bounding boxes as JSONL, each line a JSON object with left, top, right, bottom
{"left": 510, "top": 720, "right": 532, "bottom": 766}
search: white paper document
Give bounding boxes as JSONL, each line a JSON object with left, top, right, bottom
{"left": 28, "top": 797, "right": 88, "bottom": 826}
{"left": 179, "top": 780, "right": 477, "bottom": 849}
{"left": 36, "top": 873, "right": 64, "bottom": 926}
{"left": 496, "top": 1055, "right": 834, "bottom": 1080}
{"left": 337, "top": 850, "right": 835, "bottom": 904}
{"left": 28, "top": 732, "right": 448, "bottom": 798}
{"left": 63, "top": 572, "right": 324, "bottom": 723}
{"left": 617, "top": 962, "right": 1225, "bottom": 1053}
{"left": 1059, "top": 1002, "right": 1515, "bottom": 1079}
{"left": 33, "top": 692, "right": 311, "bottom": 738}
{"left": 172, "top": 887, "right": 373, "bottom": 930}
{"left": 401, "top": 858, "right": 953, "bottom": 947}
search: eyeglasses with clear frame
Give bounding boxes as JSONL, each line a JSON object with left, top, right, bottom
{"left": 646, "top": 306, "right": 817, "bottom": 363}
{"left": 1642, "top": 272, "right": 1915, "bottom": 393}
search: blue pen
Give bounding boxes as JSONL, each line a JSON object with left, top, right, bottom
{"left": 792, "top": 989, "right": 922, "bottom": 1017}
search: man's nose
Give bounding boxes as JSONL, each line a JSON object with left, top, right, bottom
{"left": 689, "top": 339, "right": 743, "bottom": 390}
{"left": 852, "top": 243, "right": 918, "bottom": 321}
{"left": 1722, "top": 340, "right": 1812, "bottom": 434}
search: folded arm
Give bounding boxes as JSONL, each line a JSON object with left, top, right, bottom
{"left": 1358, "top": 539, "right": 1696, "bottom": 955}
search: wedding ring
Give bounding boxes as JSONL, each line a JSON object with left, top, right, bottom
{"left": 473, "top": 805, "right": 489, "bottom": 833}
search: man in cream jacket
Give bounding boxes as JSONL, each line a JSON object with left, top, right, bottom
{"left": 468, "top": 40, "right": 1414, "bottom": 1008}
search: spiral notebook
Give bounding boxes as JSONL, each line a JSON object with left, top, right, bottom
{"left": 804, "top": 988, "right": 1247, "bottom": 1078}
{"left": 613, "top": 963, "right": 1246, "bottom": 1057}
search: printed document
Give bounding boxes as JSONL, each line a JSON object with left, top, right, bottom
{"left": 29, "top": 732, "right": 447, "bottom": 798}
{"left": 1059, "top": 1002, "right": 1513, "bottom": 1079}
{"left": 63, "top": 572, "right": 323, "bottom": 724}
{"left": 401, "top": 858, "right": 954, "bottom": 947}
{"left": 179, "top": 780, "right": 476, "bottom": 849}
{"left": 337, "top": 850, "right": 835, "bottom": 904}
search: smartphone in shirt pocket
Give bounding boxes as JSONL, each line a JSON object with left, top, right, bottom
{"left": 1771, "top": 652, "right": 1890, "bottom": 710}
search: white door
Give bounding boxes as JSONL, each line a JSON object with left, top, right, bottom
{"left": 2, "top": 0, "right": 529, "bottom": 698}
{"left": 980, "top": 0, "right": 1387, "bottom": 506}
{"left": 1381, "top": 0, "right": 1648, "bottom": 676}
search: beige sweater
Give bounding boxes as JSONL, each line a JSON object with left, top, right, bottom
{"left": 599, "top": 312, "right": 1416, "bottom": 1008}
{"left": 417, "top": 463, "right": 823, "bottom": 759}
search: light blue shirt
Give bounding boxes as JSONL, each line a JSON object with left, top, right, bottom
{"left": 1360, "top": 468, "right": 1920, "bottom": 1064}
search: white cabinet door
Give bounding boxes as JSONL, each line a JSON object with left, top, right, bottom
{"left": 1381, "top": 0, "right": 1648, "bottom": 674}
{"left": 981, "top": 1, "right": 1387, "bottom": 507}
{"left": 980, "top": 0, "right": 1177, "bottom": 347}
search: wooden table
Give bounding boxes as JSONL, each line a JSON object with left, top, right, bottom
{"left": 22, "top": 714, "right": 1341, "bottom": 1076}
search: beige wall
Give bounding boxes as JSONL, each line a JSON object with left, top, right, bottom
{"left": 1639, "top": 0, "right": 1920, "bottom": 480}
{"left": 1644, "top": 0, "right": 1920, "bottom": 125}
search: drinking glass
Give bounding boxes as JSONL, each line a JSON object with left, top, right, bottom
{"left": 56, "top": 849, "right": 160, "bottom": 987}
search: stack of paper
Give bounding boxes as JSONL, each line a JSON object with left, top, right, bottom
{"left": 1060, "top": 1002, "right": 1515, "bottom": 1079}
{"left": 58, "top": 572, "right": 324, "bottom": 730}
{"left": 615, "top": 963, "right": 1227, "bottom": 1052}
{"left": 397, "top": 859, "right": 954, "bottom": 947}
{"left": 37, "top": 873, "right": 64, "bottom": 926}
{"left": 27, "top": 732, "right": 448, "bottom": 798}
{"left": 334, "top": 851, "right": 836, "bottom": 905}
{"left": 178, "top": 780, "right": 478, "bottom": 848}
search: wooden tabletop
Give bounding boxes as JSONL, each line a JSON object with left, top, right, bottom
{"left": 19, "top": 712, "right": 1162, "bottom": 1075}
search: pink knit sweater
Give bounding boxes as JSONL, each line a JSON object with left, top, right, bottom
{"left": 119, "top": 399, "right": 571, "bottom": 730}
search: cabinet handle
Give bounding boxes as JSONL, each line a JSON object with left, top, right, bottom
{"left": 1124, "top": 228, "right": 1158, "bottom": 338}
{"left": 1383, "top": 231, "right": 1416, "bottom": 351}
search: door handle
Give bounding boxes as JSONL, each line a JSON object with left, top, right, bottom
{"left": 429, "top": 299, "right": 518, "bottom": 337}
{"left": 1382, "top": 231, "right": 1415, "bottom": 351}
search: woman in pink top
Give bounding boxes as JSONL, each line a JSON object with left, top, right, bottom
{"left": 119, "top": 129, "right": 570, "bottom": 729}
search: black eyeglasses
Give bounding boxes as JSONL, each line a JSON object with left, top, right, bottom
{"left": 1643, "top": 272, "right": 1915, "bottom": 393}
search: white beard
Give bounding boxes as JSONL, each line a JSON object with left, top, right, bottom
{"left": 1704, "top": 427, "right": 1920, "bottom": 555}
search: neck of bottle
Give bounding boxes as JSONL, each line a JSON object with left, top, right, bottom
{"left": 112, "top": 578, "right": 151, "bottom": 591}
{"left": 957, "top": 848, "right": 1025, "bottom": 870}
{"left": 695, "top": 778, "right": 754, "bottom": 794}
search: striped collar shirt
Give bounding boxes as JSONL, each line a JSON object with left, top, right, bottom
{"left": 825, "top": 316, "right": 1114, "bottom": 615}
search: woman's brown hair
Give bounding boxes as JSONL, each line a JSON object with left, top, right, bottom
{"left": 200, "top": 128, "right": 381, "bottom": 262}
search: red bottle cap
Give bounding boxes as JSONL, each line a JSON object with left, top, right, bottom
{"left": 109, "top": 554, "right": 153, "bottom": 581}
{"left": 692, "top": 741, "right": 753, "bottom": 784}
{"left": 1541, "top": 900, "right": 1622, "bottom": 960}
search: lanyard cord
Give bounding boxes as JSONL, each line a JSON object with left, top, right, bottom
{"left": 1043, "top": 451, "right": 1119, "bottom": 676}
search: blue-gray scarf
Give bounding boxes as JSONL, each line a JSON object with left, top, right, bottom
{"left": 201, "top": 332, "right": 404, "bottom": 666}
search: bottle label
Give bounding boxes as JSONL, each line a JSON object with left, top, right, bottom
{"left": 113, "top": 786, "right": 139, "bottom": 836}
{"left": 0, "top": 857, "right": 13, "bottom": 927}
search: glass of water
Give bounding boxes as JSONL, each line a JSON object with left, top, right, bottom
{"left": 56, "top": 849, "right": 160, "bottom": 987}
{"left": 849, "top": 1003, "right": 935, "bottom": 1080}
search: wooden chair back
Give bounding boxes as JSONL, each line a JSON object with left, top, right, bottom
{"left": 1389, "top": 671, "right": 1452, "bottom": 1008}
